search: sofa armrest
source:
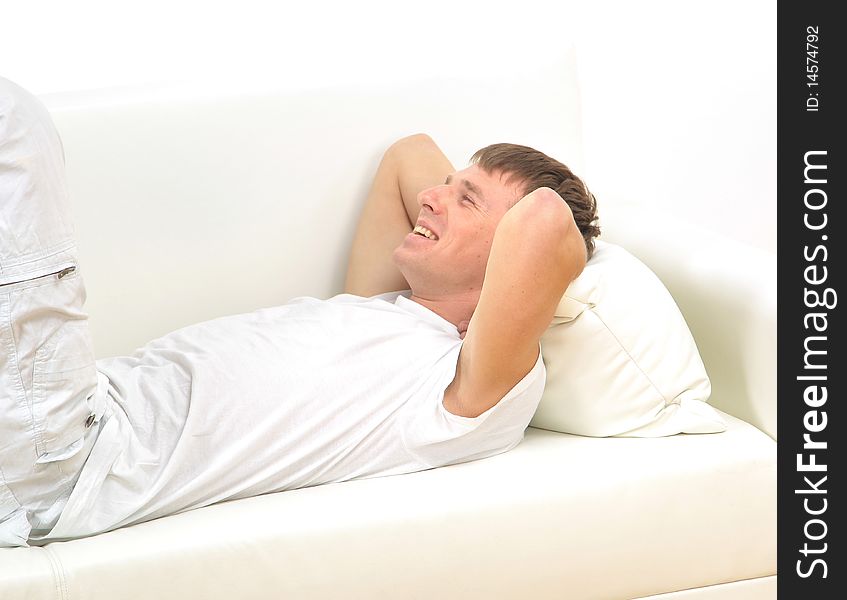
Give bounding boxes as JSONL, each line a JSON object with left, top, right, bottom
{"left": 600, "top": 203, "right": 777, "bottom": 439}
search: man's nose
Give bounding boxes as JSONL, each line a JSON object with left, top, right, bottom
{"left": 418, "top": 185, "right": 448, "bottom": 213}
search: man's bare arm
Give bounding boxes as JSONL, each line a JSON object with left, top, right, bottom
{"left": 344, "top": 134, "right": 455, "bottom": 297}
{"left": 443, "top": 187, "right": 587, "bottom": 418}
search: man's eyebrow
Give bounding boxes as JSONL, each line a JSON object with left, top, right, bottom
{"left": 445, "top": 175, "right": 488, "bottom": 206}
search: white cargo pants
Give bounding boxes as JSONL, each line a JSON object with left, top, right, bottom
{"left": 0, "top": 77, "right": 107, "bottom": 547}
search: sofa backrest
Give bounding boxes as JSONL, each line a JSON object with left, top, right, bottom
{"left": 40, "top": 54, "right": 584, "bottom": 358}
{"left": 37, "top": 54, "right": 776, "bottom": 440}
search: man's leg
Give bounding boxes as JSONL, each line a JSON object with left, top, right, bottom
{"left": 0, "top": 77, "right": 105, "bottom": 546}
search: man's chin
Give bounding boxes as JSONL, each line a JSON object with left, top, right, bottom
{"left": 392, "top": 241, "right": 422, "bottom": 265}
{"left": 393, "top": 251, "right": 429, "bottom": 288}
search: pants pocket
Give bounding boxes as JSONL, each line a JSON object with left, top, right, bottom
{"left": 31, "top": 319, "right": 99, "bottom": 463}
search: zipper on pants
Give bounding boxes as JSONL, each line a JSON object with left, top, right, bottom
{"left": 0, "top": 265, "right": 76, "bottom": 288}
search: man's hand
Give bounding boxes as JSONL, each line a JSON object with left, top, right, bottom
{"left": 457, "top": 318, "right": 471, "bottom": 340}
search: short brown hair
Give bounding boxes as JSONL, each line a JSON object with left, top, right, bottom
{"left": 471, "top": 143, "right": 601, "bottom": 259}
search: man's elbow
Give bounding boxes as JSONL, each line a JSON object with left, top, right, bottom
{"left": 387, "top": 133, "right": 437, "bottom": 157}
{"left": 518, "top": 188, "right": 588, "bottom": 279}
{"left": 520, "top": 187, "right": 573, "bottom": 229}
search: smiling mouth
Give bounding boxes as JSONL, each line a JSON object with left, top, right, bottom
{"left": 412, "top": 225, "right": 439, "bottom": 240}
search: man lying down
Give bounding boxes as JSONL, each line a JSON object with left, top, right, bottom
{"left": 0, "top": 76, "right": 599, "bottom": 547}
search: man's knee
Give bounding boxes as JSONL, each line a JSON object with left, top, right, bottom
{"left": 0, "top": 76, "right": 64, "bottom": 157}
{"left": 1, "top": 76, "right": 40, "bottom": 130}
{"left": 0, "top": 75, "right": 76, "bottom": 276}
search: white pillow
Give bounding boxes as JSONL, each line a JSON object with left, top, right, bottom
{"left": 532, "top": 240, "right": 726, "bottom": 437}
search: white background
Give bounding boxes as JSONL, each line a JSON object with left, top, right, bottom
{"left": 2, "top": 0, "right": 775, "bottom": 252}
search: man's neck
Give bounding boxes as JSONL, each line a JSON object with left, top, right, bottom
{"left": 407, "top": 290, "right": 479, "bottom": 328}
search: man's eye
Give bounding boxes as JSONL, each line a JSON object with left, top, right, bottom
{"left": 462, "top": 195, "right": 475, "bottom": 205}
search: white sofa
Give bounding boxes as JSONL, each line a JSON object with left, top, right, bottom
{"left": 0, "top": 57, "right": 776, "bottom": 599}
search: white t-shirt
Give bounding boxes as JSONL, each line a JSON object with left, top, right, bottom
{"left": 46, "top": 291, "right": 545, "bottom": 540}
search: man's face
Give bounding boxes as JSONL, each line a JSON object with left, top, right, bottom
{"left": 393, "top": 164, "right": 524, "bottom": 297}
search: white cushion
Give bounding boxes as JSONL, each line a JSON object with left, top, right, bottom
{"left": 532, "top": 240, "right": 726, "bottom": 437}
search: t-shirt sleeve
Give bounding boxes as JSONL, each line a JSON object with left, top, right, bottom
{"left": 401, "top": 345, "right": 546, "bottom": 468}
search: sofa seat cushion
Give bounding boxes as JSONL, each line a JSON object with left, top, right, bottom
{"left": 3, "top": 413, "right": 775, "bottom": 600}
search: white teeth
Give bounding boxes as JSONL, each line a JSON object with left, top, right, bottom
{"left": 413, "top": 225, "right": 438, "bottom": 240}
